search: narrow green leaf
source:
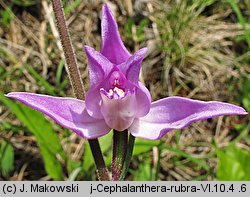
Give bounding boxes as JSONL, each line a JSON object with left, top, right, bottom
{"left": 134, "top": 138, "right": 160, "bottom": 155}
{"left": 39, "top": 146, "right": 64, "bottom": 180}
{"left": 227, "top": 0, "right": 250, "bottom": 48}
{"left": 0, "top": 140, "right": 14, "bottom": 177}
{"left": 56, "top": 59, "right": 65, "bottom": 85}
{"left": 0, "top": 7, "right": 13, "bottom": 28}
{"left": 82, "top": 142, "right": 93, "bottom": 172}
{"left": 11, "top": 0, "right": 39, "bottom": 7}
{"left": 216, "top": 145, "right": 250, "bottom": 180}
{"left": 68, "top": 167, "right": 82, "bottom": 181}
{"left": 131, "top": 160, "right": 153, "bottom": 181}
{"left": 159, "top": 145, "right": 210, "bottom": 171}
{"left": 134, "top": 138, "right": 209, "bottom": 171}
{"left": 64, "top": 0, "right": 82, "bottom": 14}
{"left": 25, "top": 65, "right": 56, "bottom": 95}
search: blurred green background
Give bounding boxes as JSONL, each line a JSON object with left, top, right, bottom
{"left": 0, "top": 0, "right": 249, "bottom": 181}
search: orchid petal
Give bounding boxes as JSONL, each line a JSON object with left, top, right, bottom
{"left": 130, "top": 96, "right": 247, "bottom": 140}
{"left": 6, "top": 92, "right": 111, "bottom": 139}
{"left": 85, "top": 85, "right": 103, "bottom": 119}
{"left": 119, "top": 48, "right": 147, "bottom": 83}
{"left": 84, "top": 46, "right": 113, "bottom": 87}
{"left": 101, "top": 3, "right": 131, "bottom": 64}
{"left": 135, "top": 82, "right": 151, "bottom": 117}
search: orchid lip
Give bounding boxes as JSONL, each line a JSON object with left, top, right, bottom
{"left": 100, "top": 87, "right": 135, "bottom": 100}
{"left": 100, "top": 87, "right": 137, "bottom": 131}
{"left": 100, "top": 87, "right": 125, "bottom": 99}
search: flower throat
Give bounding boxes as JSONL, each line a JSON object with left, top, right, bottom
{"left": 107, "top": 70, "right": 126, "bottom": 99}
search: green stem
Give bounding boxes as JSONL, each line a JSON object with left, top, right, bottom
{"left": 52, "top": 0, "right": 109, "bottom": 180}
{"left": 119, "top": 133, "right": 135, "bottom": 181}
{"left": 112, "top": 130, "right": 128, "bottom": 180}
{"left": 52, "top": 0, "right": 85, "bottom": 99}
{"left": 89, "top": 139, "right": 110, "bottom": 181}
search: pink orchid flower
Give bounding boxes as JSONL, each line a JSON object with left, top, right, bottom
{"left": 6, "top": 4, "right": 247, "bottom": 140}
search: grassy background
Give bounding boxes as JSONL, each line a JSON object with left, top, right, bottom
{"left": 0, "top": 0, "right": 249, "bottom": 181}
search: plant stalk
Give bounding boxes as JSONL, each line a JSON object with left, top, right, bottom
{"left": 89, "top": 139, "right": 110, "bottom": 181}
{"left": 119, "top": 133, "right": 135, "bottom": 180}
{"left": 51, "top": 0, "right": 109, "bottom": 180}
{"left": 112, "top": 130, "right": 128, "bottom": 180}
{"left": 51, "top": 0, "right": 84, "bottom": 99}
